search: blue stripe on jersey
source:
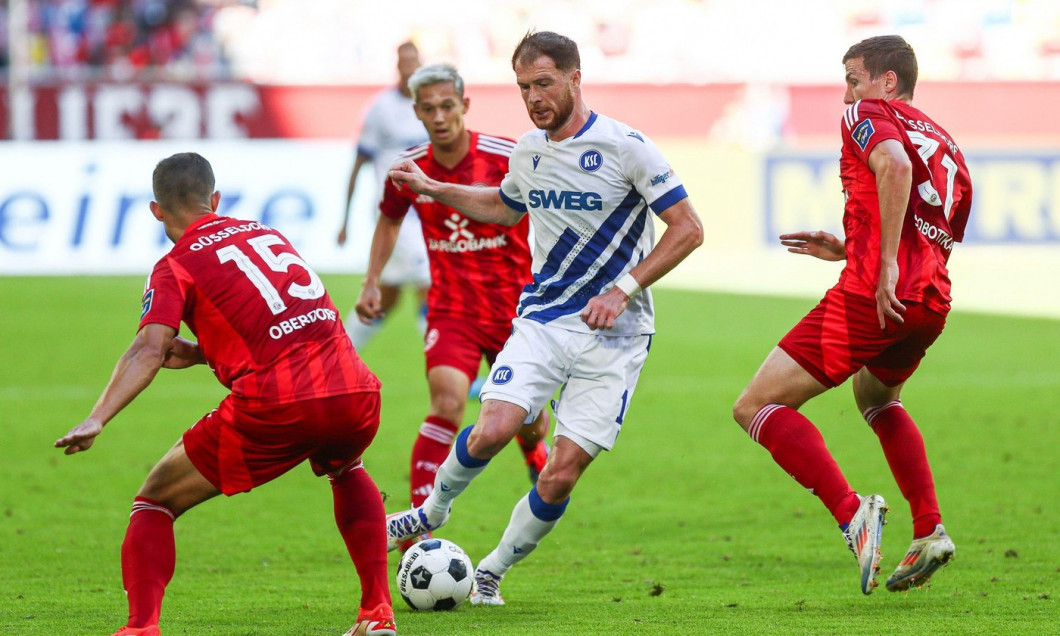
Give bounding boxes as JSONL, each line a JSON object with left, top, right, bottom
{"left": 573, "top": 112, "right": 598, "bottom": 140}
{"left": 526, "top": 205, "right": 648, "bottom": 323}
{"left": 356, "top": 144, "right": 377, "bottom": 159}
{"left": 515, "top": 223, "right": 582, "bottom": 303}
{"left": 649, "top": 185, "right": 689, "bottom": 214}
{"left": 522, "top": 187, "right": 641, "bottom": 307}
{"left": 519, "top": 187, "right": 646, "bottom": 320}
{"left": 499, "top": 188, "right": 528, "bottom": 213}
{"left": 531, "top": 226, "right": 582, "bottom": 288}
{"left": 525, "top": 209, "right": 648, "bottom": 324}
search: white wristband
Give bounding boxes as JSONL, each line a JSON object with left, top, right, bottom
{"left": 614, "top": 273, "right": 642, "bottom": 299}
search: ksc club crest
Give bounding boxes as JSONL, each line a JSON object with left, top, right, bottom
{"left": 491, "top": 365, "right": 514, "bottom": 384}
{"left": 579, "top": 149, "right": 603, "bottom": 172}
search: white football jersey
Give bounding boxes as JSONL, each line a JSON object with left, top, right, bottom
{"left": 357, "top": 88, "right": 429, "bottom": 191}
{"left": 499, "top": 112, "right": 687, "bottom": 335}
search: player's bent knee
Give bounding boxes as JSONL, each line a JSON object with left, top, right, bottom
{"left": 535, "top": 470, "right": 576, "bottom": 504}
{"left": 467, "top": 424, "right": 512, "bottom": 459}
{"left": 732, "top": 395, "right": 758, "bottom": 430}
{"left": 137, "top": 443, "right": 220, "bottom": 515}
{"left": 518, "top": 413, "right": 548, "bottom": 444}
{"left": 530, "top": 410, "right": 550, "bottom": 438}
{"left": 430, "top": 394, "right": 467, "bottom": 423}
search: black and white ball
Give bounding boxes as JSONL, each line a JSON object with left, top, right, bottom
{"left": 395, "top": 538, "right": 474, "bottom": 611}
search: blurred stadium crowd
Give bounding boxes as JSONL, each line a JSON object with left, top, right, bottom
{"left": 2, "top": 0, "right": 1059, "bottom": 83}
{"left": 0, "top": 0, "right": 232, "bottom": 80}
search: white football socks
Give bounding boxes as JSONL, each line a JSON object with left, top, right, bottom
{"left": 421, "top": 438, "right": 487, "bottom": 523}
{"left": 345, "top": 315, "right": 382, "bottom": 350}
{"left": 477, "top": 489, "right": 566, "bottom": 576}
{"left": 415, "top": 305, "right": 428, "bottom": 339}
{"left": 346, "top": 300, "right": 427, "bottom": 350}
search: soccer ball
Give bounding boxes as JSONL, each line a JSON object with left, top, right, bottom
{"left": 395, "top": 538, "right": 474, "bottom": 611}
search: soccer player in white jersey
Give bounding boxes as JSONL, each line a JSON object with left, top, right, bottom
{"left": 384, "top": 31, "right": 704, "bottom": 605}
{"left": 337, "top": 40, "right": 431, "bottom": 350}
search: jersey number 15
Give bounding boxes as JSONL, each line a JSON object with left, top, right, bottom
{"left": 217, "top": 235, "right": 324, "bottom": 315}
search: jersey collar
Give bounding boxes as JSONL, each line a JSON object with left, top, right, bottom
{"left": 545, "top": 111, "right": 598, "bottom": 143}
{"left": 573, "top": 111, "right": 598, "bottom": 139}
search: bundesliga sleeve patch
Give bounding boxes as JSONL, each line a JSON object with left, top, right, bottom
{"left": 140, "top": 289, "right": 154, "bottom": 320}
{"left": 851, "top": 119, "right": 875, "bottom": 151}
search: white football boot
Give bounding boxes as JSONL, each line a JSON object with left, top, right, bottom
{"left": 886, "top": 524, "right": 955, "bottom": 592}
{"left": 842, "top": 494, "right": 888, "bottom": 595}
{"left": 469, "top": 568, "right": 506, "bottom": 606}
{"left": 385, "top": 506, "right": 449, "bottom": 553}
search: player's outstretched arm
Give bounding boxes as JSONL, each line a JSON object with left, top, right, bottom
{"left": 779, "top": 230, "right": 846, "bottom": 261}
{"left": 55, "top": 322, "right": 177, "bottom": 454}
{"left": 388, "top": 159, "right": 520, "bottom": 225}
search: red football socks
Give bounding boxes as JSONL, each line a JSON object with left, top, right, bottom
{"left": 331, "top": 464, "right": 390, "bottom": 611}
{"left": 409, "top": 415, "right": 458, "bottom": 507}
{"left": 751, "top": 404, "right": 860, "bottom": 526}
{"left": 865, "top": 401, "right": 941, "bottom": 538}
{"left": 122, "top": 497, "right": 176, "bottom": 628}
{"left": 515, "top": 430, "right": 542, "bottom": 457}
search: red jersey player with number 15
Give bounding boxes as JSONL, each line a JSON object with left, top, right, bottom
{"left": 55, "top": 153, "right": 396, "bottom": 636}
{"left": 733, "top": 35, "right": 972, "bottom": 595}
{"left": 355, "top": 64, "right": 549, "bottom": 532}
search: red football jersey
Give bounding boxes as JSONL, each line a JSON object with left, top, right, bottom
{"left": 381, "top": 131, "right": 532, "bottom": 326}
{"left": 838, "top": 99, "right": 973, "bottom": 314}
{"left": 140, "top": 214, "right": 379, "bottom": 405}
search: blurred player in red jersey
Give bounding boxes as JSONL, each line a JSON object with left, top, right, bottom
{"left": 733, "top": 35, "right": 972, "bottom": 595}
{"left": 55, "top": 153, "right": 396, "bottom": 636}
{"left": 355, "top": 63, "right": 549, "bottom": 532}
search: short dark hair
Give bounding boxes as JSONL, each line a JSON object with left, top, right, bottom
{"left": 152, "top": 152, "right": 215, "bottom": 213}
{"left": 843, "top": 35, "right": 918, "bottom": 98}
{"left": 511, "top": 31, "right": 580, "bottom": 73}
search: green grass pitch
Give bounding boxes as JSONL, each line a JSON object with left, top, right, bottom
{"left": 1, "top": 275, "right": 1056, "bottom": 635}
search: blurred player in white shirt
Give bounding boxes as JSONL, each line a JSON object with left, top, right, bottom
{"left": 337, "top": 41, "right": 431, "bottom": 349}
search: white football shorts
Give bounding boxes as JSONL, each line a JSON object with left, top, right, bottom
{"left": 380, "top": 212, "right": 431, "bottom": 288}
{"left": 480, "top": 317, "right": 652, "bottom": 458}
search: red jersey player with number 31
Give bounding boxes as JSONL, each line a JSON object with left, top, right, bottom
{"left": 55, "top": 153, "right": 396, "bottom": 636}
{"left": 733, "top": 35, "right": 972, "bottom": 595}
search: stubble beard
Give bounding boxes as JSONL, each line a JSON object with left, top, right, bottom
{"left": 532, "top": 86, "right": 575, "bottom": 135}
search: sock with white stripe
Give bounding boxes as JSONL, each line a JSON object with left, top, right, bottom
{"left": 750, "top": 404, "right": 859, "bottom": 526}
{"left": 865, "top": 400, "right": 941, "bottom": 538}
{"left": 477, "top": 487, "right": 568, "bottom": 577}
{"left": 421, "top": 426, "right": 490, "bottom": 524}
{"left": 409, "top": 415, "right": 458, "bottom": 507}
{"left": 122, "top": 496, "right": 177, "bottom": 628}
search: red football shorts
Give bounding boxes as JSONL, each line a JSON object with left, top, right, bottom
{"left": 779, "top": 287, "right": 947, "bottom": 388}
{"left": 183, "top": 391, "right": 381, "bottom": 496}
{"left": 423, "top": 316, "right": 512, "bottom": 382}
